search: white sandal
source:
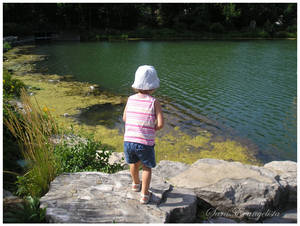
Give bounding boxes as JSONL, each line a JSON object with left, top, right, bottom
{"left": 140, "top": 192, "right": 152, "bottom": 204}
{"left": 131, "top": 182, "right": 141, "bottom": 192}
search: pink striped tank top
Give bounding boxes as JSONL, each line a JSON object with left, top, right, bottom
{"left": 124, "top": 93, "right": 156, "bottom": 146}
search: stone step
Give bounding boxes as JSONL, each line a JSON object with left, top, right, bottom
{"left": 40, "top": 168, "right": 197, "bottom": 223}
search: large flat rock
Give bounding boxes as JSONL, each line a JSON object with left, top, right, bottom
{"left": 152, "top": 160, "right": 190, "bottom": 181}
{"left": 168, "top": 158, "right": 291, "bottom": 221}
{"left": 169, "top": 158, "right": 278, "bottom": 187}
{"left": 40, "top": 169, "right": 197, "bottom": 223}
{"left": 263, "top": 208, "right": 297, "bottom": 223}
{"left": 264, "top": 161, "right": 297, "bottom": 207}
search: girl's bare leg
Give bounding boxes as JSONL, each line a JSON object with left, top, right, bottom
{"left": 130, "top": 161, "right": 141, "bottom": 184}
{"left": 141, "top": 165, "right": 151, "bottom": 195}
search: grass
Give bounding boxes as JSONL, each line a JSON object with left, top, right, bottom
{"left": 4, "top": 88, "right": 61, "bottom": 197}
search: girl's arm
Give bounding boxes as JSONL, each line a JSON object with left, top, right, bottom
{"left": 154, "top": 100, "right": 164, "bottom": 131}
{"left": 123, "top": 103, "right": 127, "bottom": 122}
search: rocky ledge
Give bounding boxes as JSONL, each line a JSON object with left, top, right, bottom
{"left": 40, "top": 158, "right": 297, "bottom": 223}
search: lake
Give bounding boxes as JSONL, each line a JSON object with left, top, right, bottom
{"left": 33, "top": 40, "right": 297, "bottom": 163}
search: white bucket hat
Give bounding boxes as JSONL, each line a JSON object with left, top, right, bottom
{"left": 132, "top": 65, "right": 160, "bottom": 90}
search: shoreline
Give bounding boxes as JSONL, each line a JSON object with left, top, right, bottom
{"left": 3, "top": 45, "right": 262, "bottom": 165}
{"left": 3, "top": 35, "right": 296, "bottom": 48}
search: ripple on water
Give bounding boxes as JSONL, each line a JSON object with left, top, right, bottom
{"left": 32, "top": 40, "right": 296, "bottom": 162}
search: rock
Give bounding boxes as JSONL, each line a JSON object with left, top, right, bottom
{"left": 3, "top": 189, "right": 14, "bottom": 198}
{"left": 8, "top": 100, "right": 24, "bottom": 110}
{"left": 108, "top": 152, "right": 128, "bottom": 169}
{"left": 48, "top": 79, "right": 60, "bottom": 83}
{"left": 159, "top": 186, "right": 197, "bottom": 223}
{"left": 49, "top": 134, "right": 88, "bottom": 147}
{"left": 263, "top": 208, "right": 297, "bottom": 223}
{"left": 152, "top": 160, "right": 190, "bottom": 181}
{"left": 3, "top": 36, "right": 18, "bottom": 43}
{"left": 40, "top": 170, "right": 197, "bottom": 223}
{"left": 3, "top": 190, "right": 25, "bottom": 212}
{"left": 264, "top": 161, "right": 297, "bottom": 207}
{"left": 168, "top": 158, "right": 282, "bottom": 221}
{"left": 203, "top": 217, "right": 238, "bottom": 223}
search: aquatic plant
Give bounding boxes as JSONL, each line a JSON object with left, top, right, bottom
{"left": 13, "top": 73, "right": 260, "bottom": 166}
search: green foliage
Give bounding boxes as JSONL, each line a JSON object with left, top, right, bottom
{"left": 3, "top": 3, "right": 297, "bottom": 39}
{"left": 3, "top": 75, "right": 26, "bottom": 192}
{"left": 287, "top": 25, "right": 297, "bottom": 33}
{"left": 3, "top": 196, "right": 46, "bottom": 223}
{"left": 257, "top": 30, "right": 270, "bottom": 38}
{"left": 263, "top": 20, "right": 275, "bottom": 35}
{"left": 54, "top": 136, "right": 123, "bottom": 174}
{"left": 3, "top": 70, "right": 26, "bottom": 98}
{"left": 4, "top": 42, "right": 12, "bottom": 51}
{"left": 221, "top": 3, "right": 241, "bottom": 24}
{"left": 15, "top": 158, "right": 60, "bottom": 198}
{"left": 274, "top": 31, "right": 296, "bottom": 38}
{"left": 209, "top": 23, "right": 225, "bottom": 34}
{"left": 4, "top": 89, "right": 61, "bottom": 198}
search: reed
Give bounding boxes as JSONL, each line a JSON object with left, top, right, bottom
{"left": 4, "top": 88, "right": 61, "bottom": 197}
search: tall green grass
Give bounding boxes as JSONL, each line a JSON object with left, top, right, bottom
{"left": 4, "top": 88, "right": 62, "bottom": 197}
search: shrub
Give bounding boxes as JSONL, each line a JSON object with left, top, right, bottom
{"left": 3, "top": 196, "right": 46, "bottom": 223}
{"left": 4, "top": 42, "right": 12, "bottom": 51}
{"left": 54, "top": 136, "right": 123, "bottom": 174}
{"left": 287, "top": 25, "right": 297, "bottom": 33}
{"left": 209, "top": 23, "right": 225, "bottom": 34}
{"left": 3, "top": 70, "right": 26, "bottom": 98}
{"left": 257, "top": 30, "right": 270, "bottom": 38}
{"left": 274, "top": 31, "right": 290, "bottom": 38}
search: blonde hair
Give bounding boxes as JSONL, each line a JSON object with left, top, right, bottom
{"left": 132, "top": 88, "right": 154, "bottom": 95}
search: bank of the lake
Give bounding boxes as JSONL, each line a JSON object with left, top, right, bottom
{"left": 3, "top": 45, "right": 261, "bottom": 165}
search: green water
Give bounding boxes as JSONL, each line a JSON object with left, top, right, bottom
{"left": 34, "top": 40, "right": 297, "bottom": 163}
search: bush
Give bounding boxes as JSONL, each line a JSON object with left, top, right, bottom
{"left": 257, "top": 30, "right": 270, "bottom": 38}
{"left": 54, "top": 136, "right": 123, "bottom": 174}
{"left": 3, "top": 196, "right": 46, "bottom": 223}
{"left": 156, "top": 28, "right": 177, "bottom": 37}
{"left": 4, "top": 42, "right": 12, "bottom": 51}
{"left": 287, "top": 25, "right": 297, "bottom": 33}
{"left": 274, "top": 31, "right": 290, "bottom": 38}
{"left": 3, "top": 70, "right": 26, "bottom": 98}
{"left": 209, "top": 23, "right": 225, "bottom": 34}
{"left": 133, "top": 26, "right": 153, "bottom": 38}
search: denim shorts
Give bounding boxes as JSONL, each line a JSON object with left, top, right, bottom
{"left": 124, "top": 141, "right": 156, "bottom": 168}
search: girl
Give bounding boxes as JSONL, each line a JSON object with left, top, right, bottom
{"left": 123, "top": 65, "right": 164, "bottom": 204}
